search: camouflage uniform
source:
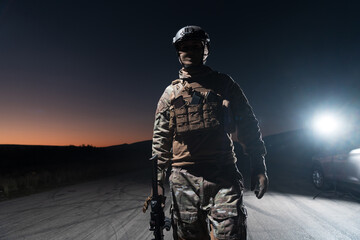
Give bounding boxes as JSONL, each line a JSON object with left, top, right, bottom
{"left": 152, "top": 65, "right": 266, "bottom": 239}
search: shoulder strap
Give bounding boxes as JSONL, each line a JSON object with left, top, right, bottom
{"left": 171, "top": 79, "right": 186, "bottom": 99}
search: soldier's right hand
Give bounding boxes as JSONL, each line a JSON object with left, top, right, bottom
{"left": 142, "top": 185, "right": 165, "bottom": 213}
{"left": 142, "top": 195, "right": 152, "bottom": 213}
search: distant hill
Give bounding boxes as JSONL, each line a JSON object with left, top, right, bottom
{"left": 0, "top": 129, "right": 321, "bottom": 199}
{"left": 0, "top": 129, "right": 316, "bottom": 175}
{"left": 0, "top": 142, "right": 152, "bottom": 199}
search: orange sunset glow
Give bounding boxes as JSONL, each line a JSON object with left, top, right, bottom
{"left": 0, "top": 106, "right": 154, "bottom": 147}
{"left": 1, "top": 121, "right": 153, "bottom": 147}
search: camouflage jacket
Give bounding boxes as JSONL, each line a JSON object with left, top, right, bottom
{"left": 152, "top": 65, "right": 266, "bottom": 184}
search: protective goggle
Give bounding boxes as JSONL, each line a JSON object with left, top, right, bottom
{"left": 176, "top": 42, "right": 204, "bottom": 52}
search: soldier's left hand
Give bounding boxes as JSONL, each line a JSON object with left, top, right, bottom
{"left": 253, "top": 173, "right": 268, "bottom": 199}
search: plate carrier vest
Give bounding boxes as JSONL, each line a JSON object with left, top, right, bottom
{"left": 169, "top": 79, "right": 224, "bottom": 135}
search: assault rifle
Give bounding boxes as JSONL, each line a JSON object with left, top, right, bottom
{"left": 149, "top": 155, "right": 171, "bottom": 240}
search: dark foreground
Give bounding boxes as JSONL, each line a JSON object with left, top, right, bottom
{"left": 0, "top": 166, "right": 359, "bottom": 240}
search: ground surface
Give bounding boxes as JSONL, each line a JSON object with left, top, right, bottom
{"left": 1, "top": 166, "right": 360, "bottom": 240}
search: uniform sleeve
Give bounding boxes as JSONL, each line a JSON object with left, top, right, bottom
{"left": 152, "top": 85, "right": 173, "bottom": 185}
{"left": 225, "top": 75, "right": 267, "bottom": 176}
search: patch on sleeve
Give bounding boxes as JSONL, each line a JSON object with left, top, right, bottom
{"left": 171, "top": 79, "right": 182, "bottom": 85}
{"left": 155, "top": 85, "right": 173, "bottom": 115}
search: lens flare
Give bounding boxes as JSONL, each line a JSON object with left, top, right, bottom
{"left": 312, "top": 114, "right": 340, "bottom": 136}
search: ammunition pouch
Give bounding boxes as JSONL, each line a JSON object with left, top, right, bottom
{"left": 169, "top": 94, "right": 223, "bottom": 135}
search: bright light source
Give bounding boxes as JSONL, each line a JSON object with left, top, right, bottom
{"left": 312, "top": 113, "right": 341, "bottom": 136}
{"left": 350, "top": 148, "right": 360, "bottom": 154}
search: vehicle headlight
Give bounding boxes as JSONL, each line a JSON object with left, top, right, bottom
{"left": 312, "top": 113, "right": 342, "bottom": 136}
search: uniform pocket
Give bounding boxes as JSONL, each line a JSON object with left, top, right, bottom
{"left": 203, "top": 102, "right": 221, "bottom": 129}
{"left": 210, "top": 205, "right": 247, "bottom": 240}
{"left": 211, "top": 205, "right": 238, "bottom": 220}
{"left": 176, "top": 211, "right": 199, "bottom": 224}
{"left": 174, "top": 105, "right": 189, "bottom": 133}
{"left": 173, "top": 211, "right": 207, "bottom": 240}
{"left": 187, "top": 104, "right": 204, "bottom": 131}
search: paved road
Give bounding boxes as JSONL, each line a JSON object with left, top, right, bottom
{"left": 1, "top": 168, "right": 360, "bottom": 240}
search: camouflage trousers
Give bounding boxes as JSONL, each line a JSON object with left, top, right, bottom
{"left": 169, "top": 164, "right": 247, "bottom": 240}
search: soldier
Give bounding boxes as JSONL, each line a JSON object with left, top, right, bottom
{"left": 145, "top": 26, "right": 268, "bottom": 240}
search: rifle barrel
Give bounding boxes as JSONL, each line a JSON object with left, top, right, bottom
{"left": 150, "top": 155, "right": 158, "bottom": 197}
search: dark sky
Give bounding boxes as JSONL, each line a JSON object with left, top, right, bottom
{"left": 0, "top": 0, "right": 359, "bottom": 146}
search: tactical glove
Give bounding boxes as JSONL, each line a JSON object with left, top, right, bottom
{"left": 251, "top": 173, "right": 268, "bottom": 199}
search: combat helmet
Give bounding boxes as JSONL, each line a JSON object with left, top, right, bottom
{"left": 173, "top": 25, "right": 210, "bottom": 64}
